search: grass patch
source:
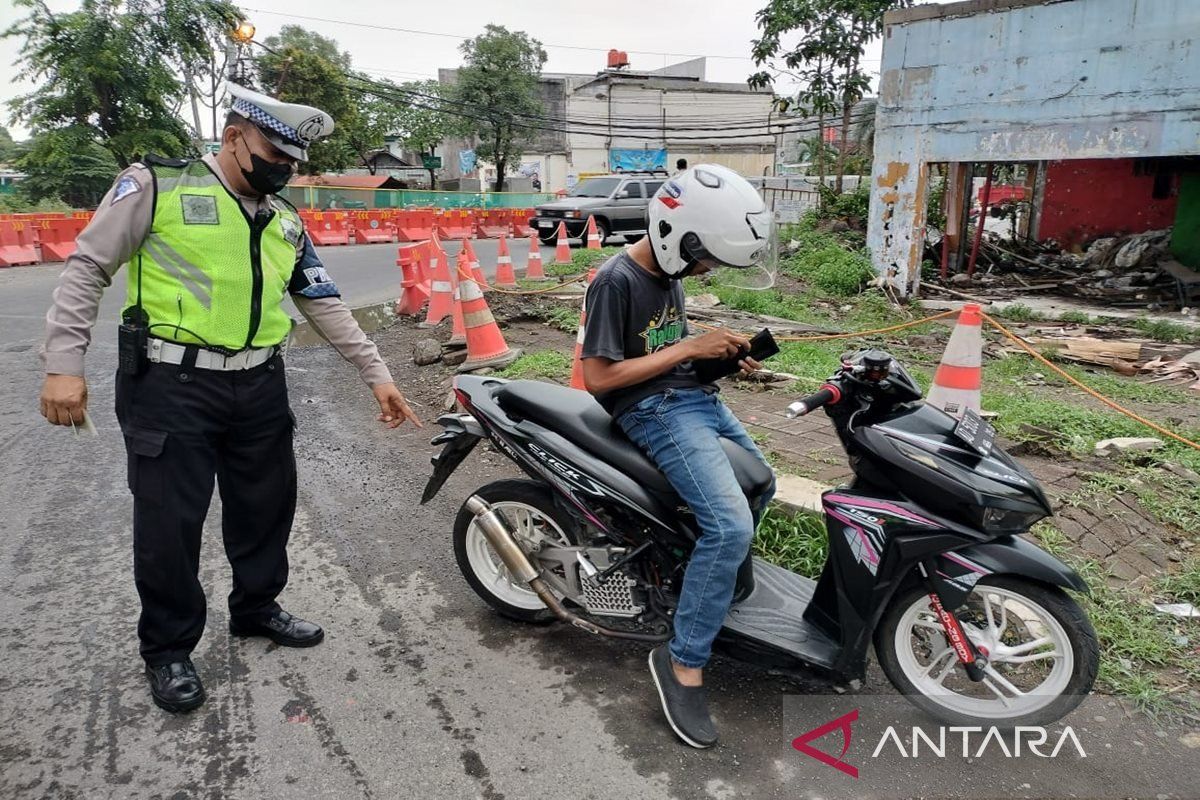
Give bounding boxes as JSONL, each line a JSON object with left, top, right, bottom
{"left": 1032, "top": 525, "right": 1199, "bottom": 714}
{"left": 992, "top": 303, "right": 1047, "bottom": 323}
{"left": 1133, "top": 318, "right": 1200, "bottom": 345}
{"left": 754, "top": 506, "right": 828, "bottom": 579}
{"left": 1063, "top": 468, "right": 1200, "bottom": 534}
{"left": 984, "top": 354, "right": 1192, "bottom": 406}
{"left": 496, "top": 350, "right": 572, "bottom": 382}
{"left": 1058, "top": 311, "right": 1093, "bottom": 325}
{"left": 540, "top": 305, "right": 581, "bottom": 334}
{"left": 1158, "top": 559, "right": 1200, "bottom": 605}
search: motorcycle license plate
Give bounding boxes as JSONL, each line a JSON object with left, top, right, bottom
{"left": 537, "top": 219, "right": 553, "bottom": 229}
{"left": 953, "top": 407, "right": 996, "bottom": 457}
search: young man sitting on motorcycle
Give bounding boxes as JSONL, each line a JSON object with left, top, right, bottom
{"left": 580, "top": 164, "right": 776, "bottom": 748}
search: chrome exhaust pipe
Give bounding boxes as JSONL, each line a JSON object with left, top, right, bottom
{"left": 465, "top": 495, "right": 670, "bottom": 643}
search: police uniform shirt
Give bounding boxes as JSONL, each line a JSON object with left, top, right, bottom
{"left": 40, "top": 154, "right": 393, "bottom": 387}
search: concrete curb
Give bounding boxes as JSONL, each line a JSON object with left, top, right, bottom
{"left": 772, "top": 472, "right": 829, "bottom": 516}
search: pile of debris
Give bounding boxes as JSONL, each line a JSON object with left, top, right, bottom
{"left": 925, "top": 228, "right": 1192, "bottom": 310}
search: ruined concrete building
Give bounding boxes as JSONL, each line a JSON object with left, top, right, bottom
{"left": 867, "top": 0, "right": 1200, "bottom": 294}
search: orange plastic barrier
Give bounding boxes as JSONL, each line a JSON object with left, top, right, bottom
{"left": 301, "top": 211, "right": 350, "bottom": 246}
{"left": 397, "top": 209, "right": 435, "bottom": 242}
{"left": 475, "top": 210, "right": 511, "bottom": 239}
{"left": 36, "top": 217, "right": 89, "bottom": 262}
{"left": 0, "top": 220, "right": 40, "bottom": 266}
{"left": 350, "top": 210, "right": 395, "bottom": 244}
{"left": 436, "top": 209, "right": 474, "bottom": 240}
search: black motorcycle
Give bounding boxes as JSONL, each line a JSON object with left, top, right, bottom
{"left": 422, "top": 348, "right": 1099, "bottom": 727}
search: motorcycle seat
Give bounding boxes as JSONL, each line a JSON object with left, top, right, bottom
{"left": 495, "top": 380, "right": 773, "bottom": 499}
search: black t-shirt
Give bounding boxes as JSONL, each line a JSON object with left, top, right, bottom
{"left": 580, "top": 251, "right": 715, "bottom": 418}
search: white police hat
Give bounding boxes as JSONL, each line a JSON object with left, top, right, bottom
{"left": 227, "top": 83, "right": 334, "bottom": 162}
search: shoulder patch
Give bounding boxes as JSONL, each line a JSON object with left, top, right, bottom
{"left": 111, "top": 175, "right": 142, "bottom": 206}
{"left": 279, "top": 214, "right": 302, "bottom": 246}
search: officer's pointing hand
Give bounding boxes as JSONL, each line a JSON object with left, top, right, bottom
{"left": 372, "top": 382, "right": 423, "bottom": 429}
{"left": 40, "top": 374, "right": 88, "bottom": 427}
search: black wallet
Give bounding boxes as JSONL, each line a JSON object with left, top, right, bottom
{"left": 692, "top": 328, "right": 780, "bottom": 384}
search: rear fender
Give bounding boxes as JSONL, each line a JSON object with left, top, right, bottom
{"left": 420, "top": 414, "right": 483, "bottom": 504}
{"left": 932, "top": 534, "right": 1088, "bottom": 611}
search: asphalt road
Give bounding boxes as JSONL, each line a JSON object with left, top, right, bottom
{"left": 1, "top": 244, "right": 1196, "bottom": 799}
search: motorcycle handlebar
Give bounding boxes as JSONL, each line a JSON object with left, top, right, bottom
{"left": 785, "top": 383, "right": 842, "bottom": 418}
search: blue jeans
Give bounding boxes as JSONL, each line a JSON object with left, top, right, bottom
{"left": 618, "top": 388, "right": 776, "bottom": 668}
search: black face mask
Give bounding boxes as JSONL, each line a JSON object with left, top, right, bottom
{"left": 236, "top": 138, "right": 294, "bottom": 196}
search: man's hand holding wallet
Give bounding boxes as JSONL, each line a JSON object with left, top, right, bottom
{"left": 690, "top": 328, "right": 780, "bottom": 384}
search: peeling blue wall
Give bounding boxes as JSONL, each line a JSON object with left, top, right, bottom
{"left": 867, "top": 0, "right": 1200, "bottom": 290}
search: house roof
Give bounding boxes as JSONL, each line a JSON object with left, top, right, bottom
{"left": 289, "top": 174, "right": 407, "bottom": 189}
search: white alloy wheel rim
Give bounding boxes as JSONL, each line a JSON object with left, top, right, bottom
{"left": 894, "top": 584, "right": 1075, "bottom": 720}
{"left": 465, "top": 501, "right": 570, "bottom": 611}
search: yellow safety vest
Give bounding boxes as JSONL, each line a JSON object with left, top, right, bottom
{"left": 125, "top": 157, "right": 302, "bottom": 350}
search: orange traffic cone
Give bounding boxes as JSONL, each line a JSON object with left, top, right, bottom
{"left": 420, "top": 235, "right": 454, "bottom": 327}
{"left": 494, "top": 235, "right": 518, "bottom": 288}
{"left": 926, "top": 303, "right": 983, "bottom": 419}
{"left": 394, "top": 242, "right": 429, "bottom": 316}
{"left": 554, "top": 221, "right": 571, "bottom": 264}
{"left": 456, "top": 260, "right": 521, "bottom": 372}
{"left": 569, "top": 269, "right": 599, "bottom": 390}
{"left": 525, "top": 230, "right": 547, "bottom": 280}
{"left": 584, "top": 215, "right": 602, "bottom": 250}
{"left": 446, "top": 250, "right": 469, "bottom": 347}
{"left": 464, "top": 238, "right": 487, "bottom": 290}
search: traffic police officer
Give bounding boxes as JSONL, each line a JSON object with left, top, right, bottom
{"left": 38, "top": 85, "right": 421, "bottom": 713}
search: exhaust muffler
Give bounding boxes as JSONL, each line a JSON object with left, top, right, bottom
{"left": 465, "top": 495, "right": 669, "bottom": 643}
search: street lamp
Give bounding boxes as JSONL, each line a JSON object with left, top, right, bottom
{"left": 231, "top": 20, "right": 256, "bottom": 44}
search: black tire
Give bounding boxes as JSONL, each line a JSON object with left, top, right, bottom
{"left": 874, "top": 576, "right": 1099, "bottom": 727}
{"left": 453, "top": 479, "right": 578, "bottom": 624}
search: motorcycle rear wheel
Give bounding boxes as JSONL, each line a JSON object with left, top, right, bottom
{"left": 453, "top": 479, "right": 579, "bottom": 623}
{"left": 874, "top": 576, "right": 1099, "bottom": 727}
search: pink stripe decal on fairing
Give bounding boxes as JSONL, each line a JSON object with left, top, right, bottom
{"left": 942, "top": 551, "right": 991, "bottom": 575}
{"left": 823, "top": 494, "right": 938, "bottom": 526}
{"left": 827, "top": 509, "right": 880, "bottom": 565}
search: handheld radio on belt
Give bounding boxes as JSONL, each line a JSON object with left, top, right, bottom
{"left": 118, "top": 254, "right": 149, "bottom": 376}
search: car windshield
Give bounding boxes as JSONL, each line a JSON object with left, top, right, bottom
{"left": 569, "top": 178, "right": 621, "bottom": 198}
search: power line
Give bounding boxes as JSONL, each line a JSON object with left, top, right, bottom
{"left": 348, "top": 72, "right": 875, "bottom": 135}
{"left": 243, "top": 7, "right": 757, "bottom": 61}
{"left": 347, "top": 76, "right": 875, "bottom": 142}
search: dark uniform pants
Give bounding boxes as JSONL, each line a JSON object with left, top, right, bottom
{"left": 116, "top": 355, "right": 296, "bottom": 665}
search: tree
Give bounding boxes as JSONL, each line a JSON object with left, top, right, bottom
{"left": 5, "top": 0, "right": 240, "bottom": 170}
{"left": 451, "top": 25, "right": 546, "bottom": 192}
{"left": 256, "top": 26, "right": 354, "bottom": 174}
{"left": 392, "top": 80, "right": 453, "bottom": 187}
{"left": 339, "top": 76, "right": 407, "bottom": 176}
{"left": 16, "top": 130, "right": 119, "bottom": 207}
{"left": 750, "top": 0, "right": 909, "bottom": 193}
{"left": 0, "top": 127, "right": 17, "bottom": 164}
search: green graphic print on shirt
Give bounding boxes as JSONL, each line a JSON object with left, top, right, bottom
{"left": 640, "top": 305, "right": 685, "bottom": 353}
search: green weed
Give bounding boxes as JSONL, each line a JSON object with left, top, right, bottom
{"left": 753, "top": 507, "right": 828, "bottom": 579}
{"left": 496, "top": 350, "right": 572, "bottom": 382}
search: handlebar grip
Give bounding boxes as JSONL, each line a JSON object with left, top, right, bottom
{"left": 785, "top": 384, "right": 842, "bottom": 418}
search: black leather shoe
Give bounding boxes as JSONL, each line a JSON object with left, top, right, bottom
{"left": 145, "top": 660, "right": 206, "bottom": 713}
{"left": 229, "top": 609, "right": 324, "bottom": 647}
{"left": 648, "top": 645, "right": 718, "bottom": 748}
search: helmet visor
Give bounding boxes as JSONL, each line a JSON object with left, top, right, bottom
{"left": 693, "top": 218, "right": 778, "bottom": 291}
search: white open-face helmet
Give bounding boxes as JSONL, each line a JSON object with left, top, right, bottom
{"left": 648, "top": 164, "right": 774, "bottom": 283}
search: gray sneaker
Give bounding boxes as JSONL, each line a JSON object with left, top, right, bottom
{"left": 648, "top": 645, "right": 718, "bottom": 748}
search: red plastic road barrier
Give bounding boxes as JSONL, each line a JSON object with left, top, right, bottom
{"left": 36, "top": 217, "right": 89, "bottom": 262}
{"left": 436, "top": 209, "right": 474, "bottom": 240}
{"left": 350, "top": 210, "right": 395, "bottom": 244}
{"left": 301, "top": 211, "right": 350, "bottom": 246}
{"left": 0, "top": 220, "right": 40, "bottom": 266}
{"left": 396, "top": 209, "right": 435, "bottom": 242}
{"left": 475, "top": 210, "right": 510, "bottom": 239}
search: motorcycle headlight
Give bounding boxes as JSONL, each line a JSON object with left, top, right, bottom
{"left": 980, "top": 506, "right": 1045, "bottom": 533}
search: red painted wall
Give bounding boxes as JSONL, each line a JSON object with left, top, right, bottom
{"left": 1037, "top": 159, "right": 1178, "bottom": 248}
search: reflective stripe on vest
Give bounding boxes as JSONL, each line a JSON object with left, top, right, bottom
{"left": 125, "top": 160, "right": 301, "bottom": 350}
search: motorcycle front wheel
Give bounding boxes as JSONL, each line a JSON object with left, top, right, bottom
{"left": 874, "top": 576, "right": 1099, "bottom": 727}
